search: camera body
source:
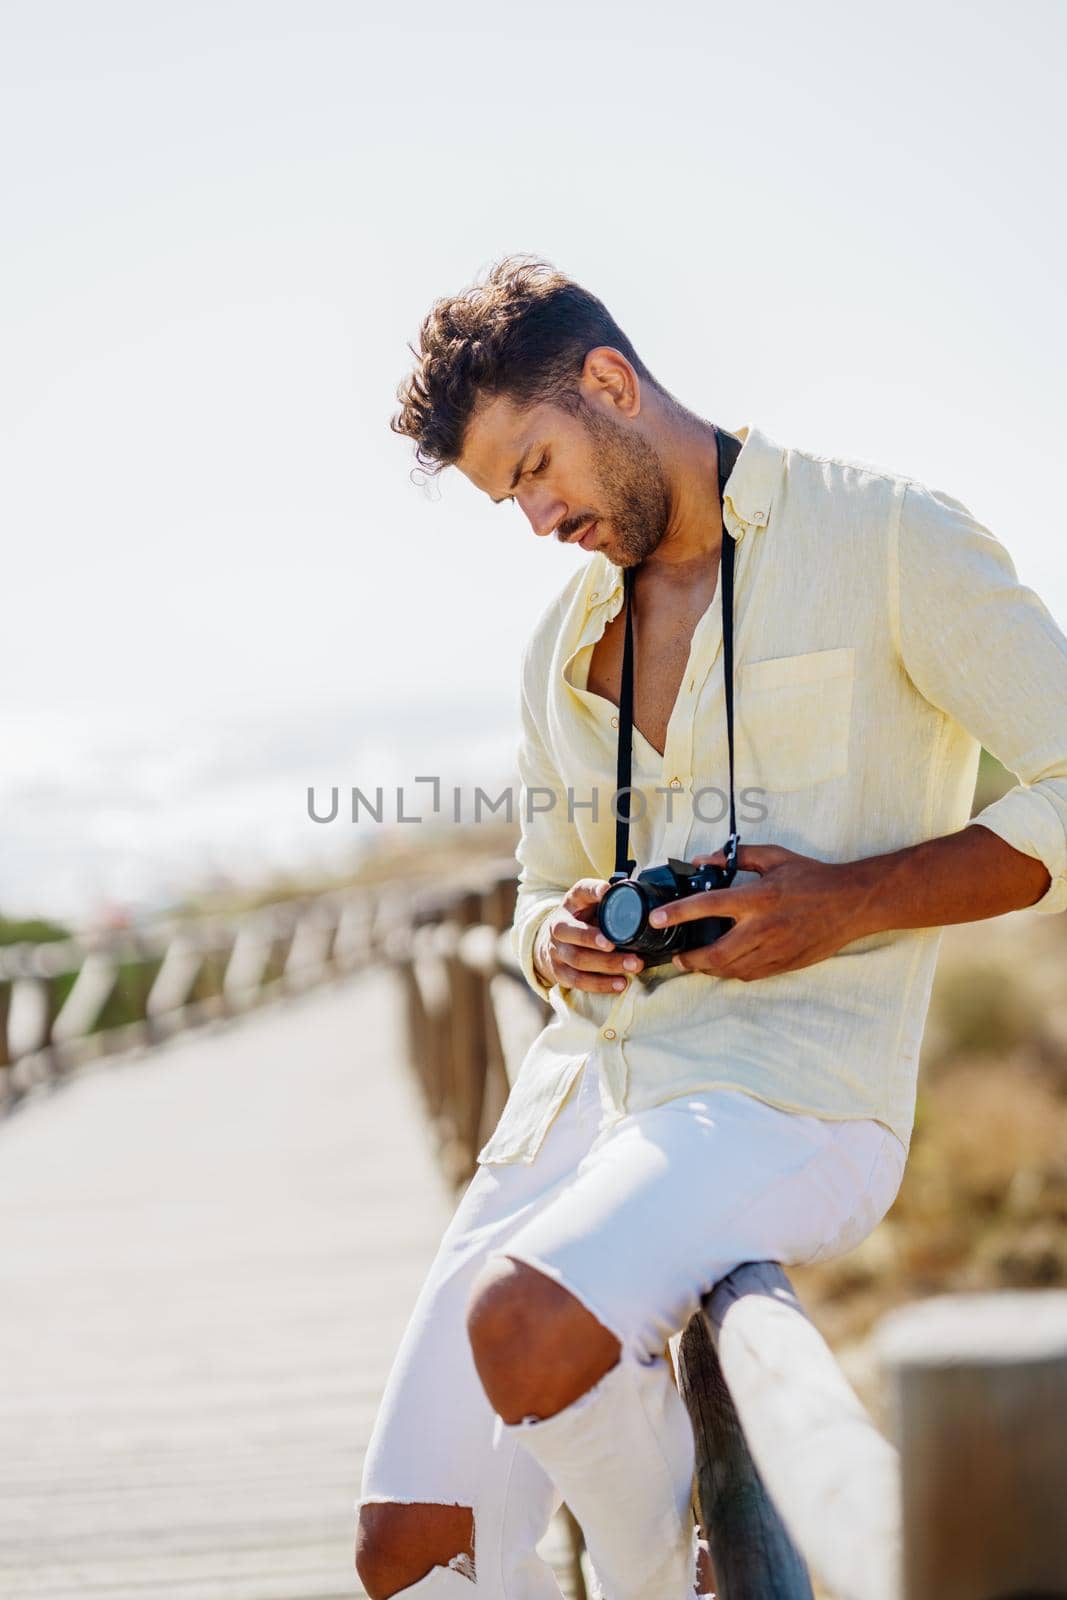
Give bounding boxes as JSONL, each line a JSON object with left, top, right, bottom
{"left": 596, "top": 854, "right": 737, "bottom": 967}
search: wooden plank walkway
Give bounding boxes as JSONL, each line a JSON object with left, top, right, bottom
{"left": 0, "top": 969, "right": 575, "bottom": 1599}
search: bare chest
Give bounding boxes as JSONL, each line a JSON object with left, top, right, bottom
{"left": 587, "top": 568, "right": 720, "bottom": 758}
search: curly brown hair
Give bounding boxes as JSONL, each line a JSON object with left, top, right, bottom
{"left": 391, "top": 253, "right": 666, "bottom": 477}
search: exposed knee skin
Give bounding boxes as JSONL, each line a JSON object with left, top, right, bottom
{"left": 355, "top": 1501, "right": 474, "bottom": 1598}
{"left": 466, "top": 1255, "right": 622, "bottom": 1424}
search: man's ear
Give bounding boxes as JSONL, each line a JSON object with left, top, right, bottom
{"left": 580, "top": 347, "right": 642, "bottom": 418}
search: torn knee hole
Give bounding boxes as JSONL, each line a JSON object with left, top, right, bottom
{"left": 447, "top": 1550, "right": 476, "bottom": 1582}
{"left": 443, "top": 1505, "right": 475, "bottom": 1584}
{"left": 438, "top": 1503, "right": 475, "bottom": 1586}
{"left": 438, "top": 1508, "right": 475, "bottom": 1584}
{"left": 355, "top": 1500, "right": 476, "bottom": 1590}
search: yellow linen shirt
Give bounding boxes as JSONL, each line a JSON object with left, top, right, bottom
{"left": 477, "top": 423, "right": 1067, "bottom": 1166}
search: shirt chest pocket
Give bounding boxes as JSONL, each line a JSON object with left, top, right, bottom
{"left": 737, "top": 646, "right": 855, "bottom": 793}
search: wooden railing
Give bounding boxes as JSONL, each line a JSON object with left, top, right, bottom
{"left": 383, "top": 866, "right": 527, "bottom": 1186}
{"left": 5, "top": 863, "right": 1065, "bottom": 1598}
{"left": 0, "top": 885, "right": 399, "bottom": 1112}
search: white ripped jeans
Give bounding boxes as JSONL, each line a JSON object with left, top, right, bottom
{"left": 357, "top": 1055, "right": 906, "bottom": 1598}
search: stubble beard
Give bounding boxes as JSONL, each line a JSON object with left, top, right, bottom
{"left": 578, "top": 403, "right": 673, "bottom": 569}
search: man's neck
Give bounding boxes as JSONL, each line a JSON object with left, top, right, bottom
{"left": 641, "top": 405, "right": 725, "bottom": 575}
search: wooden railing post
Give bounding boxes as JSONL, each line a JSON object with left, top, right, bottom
{"left": 259, "top": 908, "right": 298, "bottom": 996}
{"left": 50, "top": 950, "right": 119, "bottom": 1052}
{"left": 410, "top": 891, "right": 455, "bottom": 1133}
{"left": 678, "top": 1305, "right": 813, "bottom": 1598}
{"left": 440, "top": 889, "right": 488, "bottom": 1183}
{"left": 340, "top": 892, "right": 375, "bottom": 973}
{"left": 191, "top": 926, "right": 237, "bottom": 1019}
{"left": 38, "top": 964, "right": 72, "bottom": 1082}
{"left": 877, "top": 1289, "right": 1067, "bottom": 1600}
{"left": 124, "top": 936, "right": 164, "bottom": 1047}
{"left": 0, "top": 979, "right": 12, "bottom": 1110}
{"left": 680, "top": 1261, "right": 900, "bottom": 1600}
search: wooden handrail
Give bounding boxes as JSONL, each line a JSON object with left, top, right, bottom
{"left": 0, "top": 885, "right": 381, "bottom": 1112}
{"left": 7, "top": 862, "right": 1049, "bottom": 1597}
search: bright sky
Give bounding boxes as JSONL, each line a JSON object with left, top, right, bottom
{"left": 4, "top": 0, "right": 1065, "bottom": 727}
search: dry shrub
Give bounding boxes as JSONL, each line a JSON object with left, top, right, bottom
{"left": 921, "top": 962, "right": 1036, "bottom": 1071}
{"left": 908, "top": 1059, "right": 1066, "bottom": 1206}
{"left": 791, "top": 911, "right": 1067, "bottom": 1375}
{"left": 796, "top": 1054, "right": 1067, "bottom": 1345}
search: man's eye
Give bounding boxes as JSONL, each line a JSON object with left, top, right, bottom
{"left": 500, "top": 455, "right": 548, "bottom": 504}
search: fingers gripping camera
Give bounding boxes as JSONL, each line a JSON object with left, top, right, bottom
{"left": 596, "top": 852, "right": 738, "bottom": 966}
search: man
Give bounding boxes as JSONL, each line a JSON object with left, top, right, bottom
{"left": 355, "top": 255, "right": 1067, "bottom": 1599}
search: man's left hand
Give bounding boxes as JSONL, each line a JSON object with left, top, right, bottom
{"left": 648, "top": 843, "right": 868, "bottom": 981}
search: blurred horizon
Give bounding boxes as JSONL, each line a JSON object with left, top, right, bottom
{"left": 1, "top": 690, "right": 520, "bottom": 925}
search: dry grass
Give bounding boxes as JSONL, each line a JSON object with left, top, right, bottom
{"left": 793, "top": 907, "right": 1067, "bottom": 1386}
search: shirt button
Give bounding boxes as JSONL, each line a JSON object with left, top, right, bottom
{"left": 610, "top": 715, "right": 619, "bottom": 729}
{"left": 589, "top": 590, "right": 599, "bottom": 601}
{"left": 669, "top": 776, "right": 682, "bottom": 789}
{"left": 602, "top": 1027, "right": 617, "bottom": 1040}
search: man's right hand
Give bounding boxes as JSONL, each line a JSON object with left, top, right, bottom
{"left": 532, "top": 878, "right": 645, "bottom": 993}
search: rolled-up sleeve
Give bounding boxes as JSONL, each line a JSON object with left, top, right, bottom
{"left": 893, "top": 481, "right": 1067, "bottom": 913}
{"left": 511, "top": 640, "right": 597, "bottom": 998}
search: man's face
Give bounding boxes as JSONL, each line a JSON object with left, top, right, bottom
{"left": 456, "top": 386, "right": 672, "bottom": 568}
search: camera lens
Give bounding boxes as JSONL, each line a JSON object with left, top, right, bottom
{"left": 599, "top": 881, "right": 646, "bottom": 944}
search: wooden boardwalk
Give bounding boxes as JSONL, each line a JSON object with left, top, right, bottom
{"left": 0, "top": 969, "right": 574, "bottom": 1599}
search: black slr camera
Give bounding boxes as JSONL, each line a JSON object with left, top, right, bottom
{"left": 596, "top": 852, "right": 737, "bottom": 967}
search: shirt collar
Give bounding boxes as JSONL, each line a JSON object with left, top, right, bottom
{"left": 583, "top": 422, "right": 783, "bottom": 611}
{"left": 722, "top": 423, "right": 784, "bottom": 542}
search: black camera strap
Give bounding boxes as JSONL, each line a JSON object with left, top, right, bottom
{"left": 613, "top": 424, "right": 743, "bottom": 877}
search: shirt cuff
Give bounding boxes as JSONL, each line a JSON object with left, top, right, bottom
{"left": 511, "top": 896, "right": 563, "bottom": 1003}
{"left": 971, "top": 787, "right": 1067, "bottom": 914}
